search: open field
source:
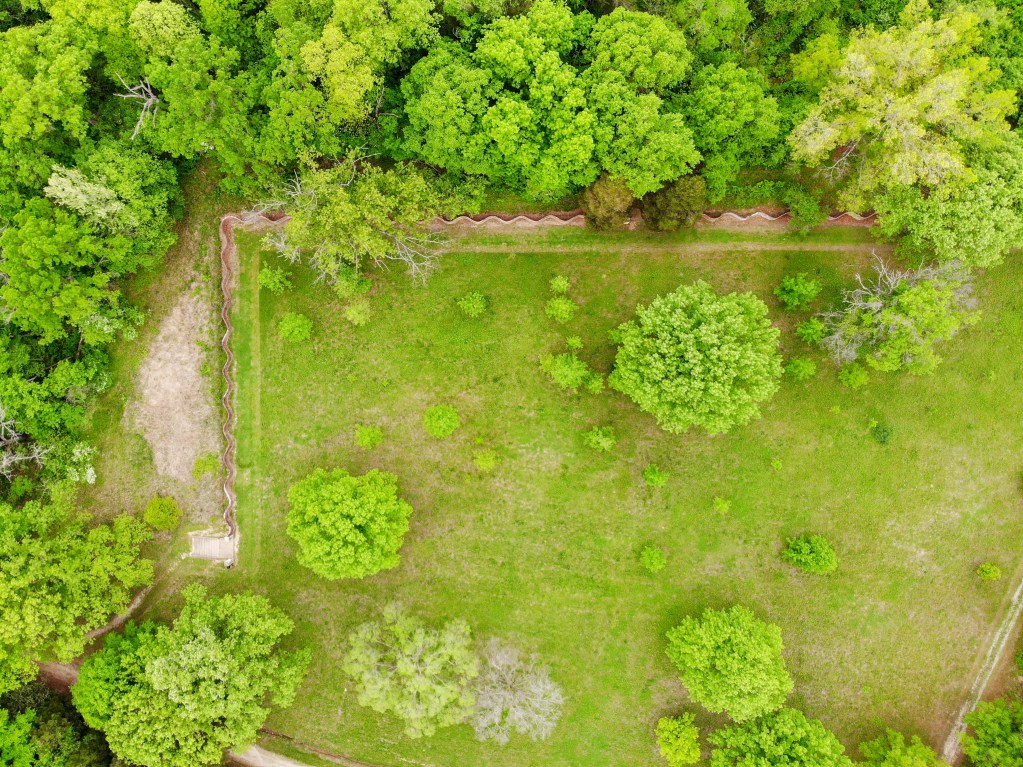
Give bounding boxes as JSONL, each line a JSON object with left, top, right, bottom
{"left": 182, "top": 225, "right": 1021, "bottom": 766}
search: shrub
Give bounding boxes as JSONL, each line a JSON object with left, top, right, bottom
{"left": 192, "top": 452, "right": 219, "bottom": 480}
{"left": 473, "top": 449, "right": 498, "bottom": 472}
{"left": 643, "top": 463, "right": 670, "bottom": 487}
{"left": 640, "top": 544, "right": 667, "bottom": 574}
{"left": 838, "top": 363, "right": 869, "bottom": 389}
{"left": 550, "top": 275, "right": 570, "bottom": 294}
{"left": 583, "top": 426, "right": 617, "bottom": 453}
{"left": 344, "top": 299, "right": 372, "bottom": 327}
{"left": 665, "top": 605, "right": 793, "bottom": 721}
{"left": 709, "top": 708, "right": 851, "bottom": 767}
{"left": 355, "top": 425, "right": 383, "bottom": 449}
{"left": 962, "top": 700, "right": 1023, "bottom": 767}
{"left": 565, "top": 335, "right": 583, "bottom": 350}
{"left": 782, "top": 534, "right": 838, "bottom": 574}
{"left": 286, "top": 467, "right": 413, "bottom": 580}
{"left": 580, "top": 174, "right": 635, "bottom": 230}
{"left": 424, "top": 405, "right": 461, "bottom": 438}
{"left": 774, "top": 273, "right": 821, "bottom": 310}
{"left": 143, "top": 496, "right": 182, "bottom": 531}
{"left": 795, "top": 318, "right": 827, "bottom": 345}
{"left": 713, "top": 497, "right": 731, "bottom": 515}
{"left": 542, "top": 353, "right": 594, "bottom": 393}
{"left": 785, "top": 358, "right": 817, "bottom": 381}
{"left": 656, "top": 713, "right": 701, "bottom": 766}
{"left": 977, "top": 562, "right": 1003, "bottom": 581}
{"left": 278, "top": 311, "right": 313, "bottom": 342}
{"left": 643, "top": 176, "right": 708, "bottom": 231}
{"left": 457, "top": 291, "right": 487, "bottom": 318}
{"left": 545, "top": 296, "right": 578, "bottom": 324}
{"left": 258, "top": 266, "right": 292, "bottom": 294}
{"left": 782, "top": 185, "right": 828, "bottom": 233}
{"left": 860, "top": 729, "right": 946, "bottom": 767}
{"left": 609, "top": 282, "right": 782, "bottom": 434}
{"left": 869, "top": 420, "right": 891, "bottom": 444}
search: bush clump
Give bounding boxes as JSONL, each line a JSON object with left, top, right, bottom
{"left": 581, "top": 174, "right": 635, "bottom": 230}
{"left": 643, "top": 463, "right": 670, "bottom": 487}
{"left": 785, "top": 358, "right": 817, "bottom": 381}
{"left": 344, "top": 299, "right": 372, "bottom": 327}
{"left": 278, "top": 311, "right": 313, "bottom": 342}
{"left": 473, "top": 449, "right": 498, "bottom": 472}
{"left": 542, "top": 353, "right": 603, "bottom": 394}
{"left": 143, "top": 496, "right": 182, "bottom": 531}
{"left": 643, "top": 176, "right": 708, "bottom": 231}
{"left": 774, "top": 273, "right": 821, "bottom": 310}
{"left": 795, "top": 318, "right": 827, "bottom": 345}
{"left": 424, "top": 405, "right": 461, "bottom": 438}
{"left": 565, "top": 335, "right": 583, "bottom": 350}
{"left": 640, "top": 544, "right": 667, "bottom": 574}
{"left": 550, "top": 275, "right": 570, "bottom": 294}
{"left": 656, "top": 713, "right": 701, "bottom": 766}
{"left": 258, "top": 266, "right": 292, "bottom": 294}
{"left": 838, "top": 363, "right": 869, "bottom": 389}
{"left": 545, "top": 296, "right": 578, "bottom": 324}
{"left": 782, "top": 534, "right": 838, "bottom": 574}
{"left": 355, "top": 425, "right": 383, "bottom": 449}
{"left": 977, "top": 562, "right": 1002, "bottom": 581}
{"left": 583, "top": 425, "right": 617, "bottom": 453}
{"left": 457, "top": 291, "right": 487, "bottom": 318}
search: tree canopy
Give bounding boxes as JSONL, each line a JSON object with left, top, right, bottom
{"left": 708, "top": 708, "right": 853, "bottom": 767}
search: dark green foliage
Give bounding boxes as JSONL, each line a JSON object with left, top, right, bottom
{"left": 143, "top": 496, "right": 182, "bottom": 531}
{"left": 869, "top": 420, "right": 892, "bottom": 444}
{"left": 424, "top": 405, "right": 461, "bottom": 438}
{"left": 963, "top": 699, "right": 1023, "bottom": 767}
{"left": 785, "top": 358, "right": 817, "bottom": 381}
{"left": 774, "top": 273, "right": 821, "bottom": 311}
{"left": 580, "top": 174, "right": 635, "bottom": 230}
{"left": 708, "top": 708, "right": 853, "bottom": 767}
{"left": 642, "top": 176, "right": 707, "bottom": 231}
{"left": 0, "top": 682, "right": 110, "bottom": 767}
{"left": 782, "top": 534, "right": 838, "bottom": 574}
{"left": 783, "top": 185, "right": 829, "bottom": 233}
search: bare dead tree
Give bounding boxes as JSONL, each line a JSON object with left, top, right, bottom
{"left": 0, "top": 405, "right": 47, "bottom": 480}
{"left": 472, "top": 639, "right": 565, "bottom": 745}
{"left": 116, "top": 76, "right": 160, "bottom": 140}
{"left": 379, "top": 229, "right": 445, "bottom": 284}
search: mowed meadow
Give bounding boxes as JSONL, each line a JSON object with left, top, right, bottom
{"left": 210, "top": 226, "right": 1023, "bottom": 766}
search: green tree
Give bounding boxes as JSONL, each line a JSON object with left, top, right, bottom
{"left": 580, "top": 174, "right": 634, "bottom": 230}
{"left": 642, "top": 175, "right": 707, "bottom": 231}
{"left": 782, "top": 534, "right": 837, "bottom": 574}
{"left": 584, "top": 9, "right": 691, "bottom": 92}
{"left": 665, "top": 605, "right": 793, "bottom": 721}
{"left": 859, "top": 729, "right": 948, "bottom": 767}
{"left": 128, "top": 0, "right": 200, "bottom": 60}
{"left": 143, "top": 496, "right": 182, "bottom": 531}
{"left": 609, "top": 282, "right": 782, "bottom": 435}
{"left": 673, "top": 0, "right": 752, "bottom": 62}
{"left": 962, "top": 699, "right": 1023, "bottom": 767}
{"left": 708, "top": 708, "right": 853, "bottom": 767}
{"left": 0, "top": 485, "right": 153, "bottom": 693}
{"left": 0, "top": 709, "right": 34, "bottom": 767}
{"left": 73, "top": 586, "right": 308, "bottom": 767}
{"left": 656, "top": 713, "right": 701, "bottom": 766}
{"left": 343, "top": 604, "right": 479, "bottom": 738}
{"left": 286, "top": 467, "right": 413, "bottom": 580}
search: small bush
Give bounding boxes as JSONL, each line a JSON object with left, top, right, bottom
{"left": 713, "top": 497, "right": 731, "bottom": 515}
{"left": 795, "top": 317, "right": 827, "bottom": 345}
{"left": 643, "top": 463, "right": 669, "bottom": 487}
{"left": 583, "top": 425, "right": 617, "bottom": 453}
{"left": 144, "top": 496, "right": 182, "bottom": 531}
{"left": 542, "top": 353, "right": 591, "bottom": 392}
{"left": 774, "top": 273, "right": 822, "bottom": 311}
{"left": 584, "top": 374, "right": 605, "bottom": 394}
{"left": 869, "top": 419, "right": 892, "bottom": 444}
{"left": 355, "top": 425, "right": 383, "bottom": 449}
{"left": 782, "top": 184, "right": 828, "bottom": 233}
{"left": 656, "top": 713, "right": 701, "bottom": 766}
{"left": 977, "top": 562, "right": 1003, "bottom": 581}
{"left": 332, "top": 266, "right": 372, "bottom": 300}
{"left": 580, "top": 174, "right": 635, "bottom": 230}
{"left": 565, "top": 335, "right": 583, "bottom": 350}
{"left": 278, "top": 312, "right": 313, "bottom": 342}
{"left": 784, "top": 358, "right": 817, "bottom": 381}
{"left": 640, "top": 544, "right": 667, "bottom": 574}
{"left": 424, "top": 405, "right": 461, "bottom": 438}
{"left": 344, "top": 299, "right": 372, "bottom": 327}
{"left": 192, "top": 452, "right": 220, "bottom": 480}
{"left": 457, "top": 291, "right": 487, "bottom": 318}
{"left": 545, "top": 296, "right": 578, "bottom": 324}
{"left": 258, "top": 266, "right": 292, "bottom": 294}
{"left": 550, "top": 275, "right": 570, "bottom": 294}
{"left": 782, "top": 533, "right": 838, "bottom": 574}
{"left": 838, "top": 363, "right": 869, "bottom": 389}
{"left": 473, "top": 449, "right": 498, "bottom": 472}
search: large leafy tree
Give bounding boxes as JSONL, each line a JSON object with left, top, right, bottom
{"left": 343, "top": 604, "right": 479, "bottom": 738}
{"left": 790, "top": 0, "right": 1015, "bottom": 208}
{"left": 73, "top": 586, "right": 309, "bottom": 767}
{"left": 665, "top": 605, "right": 793, "bottom": 721}
{"left": 609, "top": 282, "right": 782, "bottom": 435}
{"left": 859, "top": 730, "right": 947, "bottom": 767}
{"left": 0, "top": 484, "right": 152, "bottom": 694}
{"left": 962, "top": 699, "right": 1023, "bottom": 767}
{"left": 708, "top": 708, "right": 853, "bottom": 767}
{"left": 286, "top": 467, "right": 414, "bottom": 580}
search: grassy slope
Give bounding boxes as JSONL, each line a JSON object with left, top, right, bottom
{"left": 213, "top": 226, "right": 1023, "bottom": 767}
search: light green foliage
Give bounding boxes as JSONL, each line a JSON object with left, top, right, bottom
{"left": 782, "top": 533, "right": 838, "bottom": 574}
{"left": 542, "top": 353, "right": 602, "bottom": 394}
{"left": 424, "top": 405, "right": 461, "bottom": 438}
{"left": 676, "top": 64, "right": 781, "bottom": 200}
{"left": 344, "top": 299, "right": 372, "bottom": 327}
{"left": 774, "top": 273, "right": 821, "bottom": 311}
{"left": 143, "top": 496, "right": 182, "bottom": 531}
{"left": 342, "top": 604, "right": 479, "bottom": 738}
{"left": 0, "top": 708, "right": 35, "bottom": 766}
{"left": 473, "top": 449, "right": 498, "bottom": 472}
{"left": 796, "top": 318, "right": 827, "bottom": 345}
{"left": 545, "top": 296, "right": 578, "bottom": 324}
{"left": 550, "top": 276, "right": 570, "bottom": 294}
{"left": 585, "top": 8, "right": 691, "bottom": 92}
{"left": 665, "top": 605, "right": 793, "bottom": 721}
{"left": 656, "top": 713, "right": 701, "bottom": 766}
{"left": 355, "top": 425, "right": 384, "bottom": 449}
{"left": 838, "top": 364, "right": 870, "bottom": 388}
{"left": 790, "top": 0, "right": 1016, "bottom": 207}
{"left": 977, "top": 562, "right": 1003, "bottom": 581}
{"left": 0, "top": 486, "right": 151, "bottom": 694}
{"left": 278, "top": 312, "right": 313, "bottom": 342}
{"left": 73, "top": 586, "right": 308, "bottom": 767}
{"left": 859, "top": 729, "right": 948, "bottom": 767}
{"left": 286, "top": 467, "right": 413, "bottom": 580}
{"left": 673, "top": 0, "right": 752, "bottom": 61}
{"left": 785, "top": 358, "right": 817, "bottom": 381}
{"left": 565, "top": 335, "right": 583, "bottom": 350}
{"left": 258, "top": 266, "right": 293, "bottom": 294}
{"left": 823, "top": 260, "right": 979, "bottom": 375}
{"left": 642, "top": 175, "right": 707, "bottom": 231}
{"left": 713, "top": 497, "right": 731, "bottom": 515}
{"left": 583, "top": 425, "right": 617, "bottom": 453}
{"left": 457, "top": 291, "right": 488, "bottom": 318}
{"left": 192, "top": 452, "right": 220, "bottom": 480}
{"left": 128, "top": 0, "right": 200, "bottom": 59}
{"left": 963, "top": 699, "right": 1023, "bottom": 767}
{"left": 708, "top": 708, "right": 853, "bottom": 767}
{"left": 609, "top": 282, "right": 782, "bottom": 435}
{"left": 580, "top": 174, "right": 635, "bottom": 231}
{"left": 640, "top": 544, "right": 667, "bottom": 574}
{"left": 282, "top": 160, "right": 443, "bottom": 285}
{"left": 643, "top": 463, "right": 669, "bottom": 487}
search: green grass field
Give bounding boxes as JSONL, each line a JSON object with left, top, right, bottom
{"left": 208, "top": 225, "right": 1023, "bottom": 766}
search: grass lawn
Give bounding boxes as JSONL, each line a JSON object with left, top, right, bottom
{"left": 202, "top": 225, "right": 1023, "bottom": 766}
